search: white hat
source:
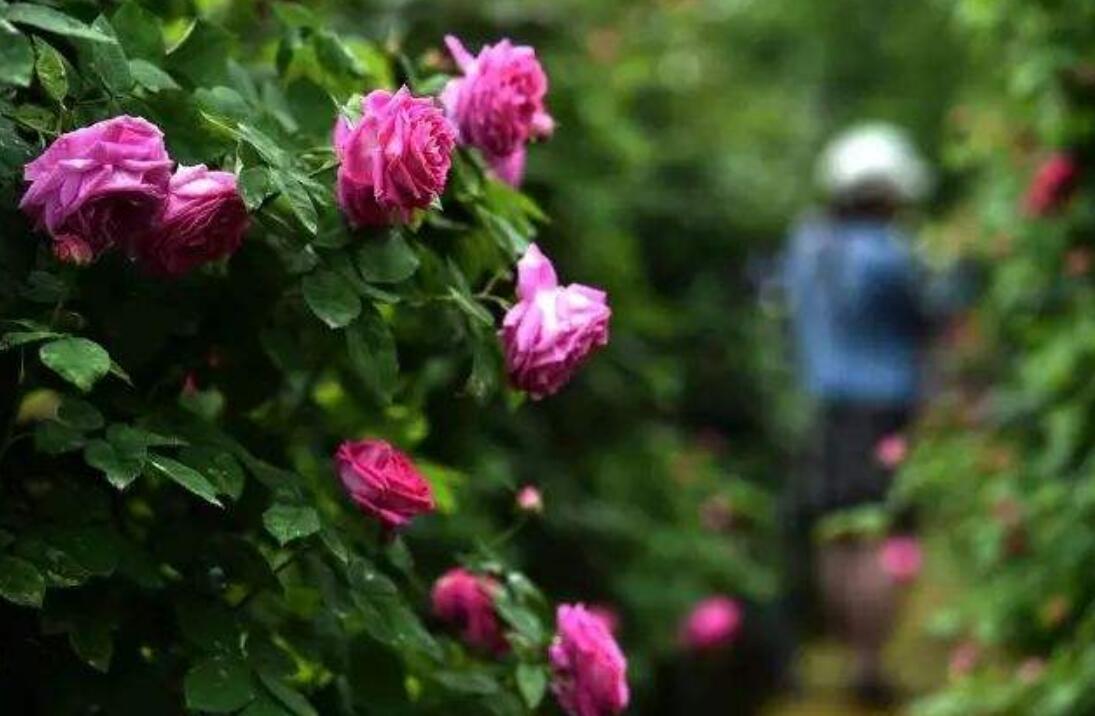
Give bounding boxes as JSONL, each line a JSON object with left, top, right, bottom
{"left": 817, "top": 123, "right": 931, "bottom": 203}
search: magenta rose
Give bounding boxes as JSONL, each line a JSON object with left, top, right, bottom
{"left": 333, "top": 86, "right": 456, "bottom": 227}
{"left": 1024, "top": 152, "right": 1080, "bottom": 216}
{"left": 500, "top": 244, "right": 611, "bottom": 399}
{"left": 679, "top": 596, "right": 742, "bottom": 652}
{"left": 334, "top": 438, "right": 435, "bottom": 530}
{"left": 549, "top": 604, "right": 629, "bottom": 716}
{"left": 20, "top": 115, "right": 173, "bottom": 262}
{"left": 879, "top": 536, "right": 923, "bottom": 584}
{"left": 442, "top": 35, "right": 554, "bottom": 186}
{"left": 431, "top": 568, "right": 508, "bottom": 654}
{"left": 133, "top": 165, "right": 249, "bottom": 276}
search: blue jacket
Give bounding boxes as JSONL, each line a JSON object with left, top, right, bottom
{"left": 785, "top": 216, "right": 927, "bottom": 406}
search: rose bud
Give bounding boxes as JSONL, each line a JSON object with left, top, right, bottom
{"left": 549, "top": 604, "right": 629, "bottom": 716}
{"left": 134, "top": 165, "right": 249, "bottom": 276}
{"left": 500, "top": 244, "right": 611, "bottom": 399}
{"left": 431, "top": 568, "right": 508, "bottom": 654}
{"left": 442, "top": 35, "right": 553, "bottom": 187}
{"left": 333, "top": 87, "right": 456, "bottom": 227}
{"left": 20, "top": 115, "right": 173, "bottom": 261}
{"left": 874, "top": 434, "right": 907, "bottom": 469}
{"left": 879, "top": 536, "right": 923, "bottom": 584}
{"left": 1024, "top": 152, "right": 1080, "bottom": 216}
{"left": 679, "top": 596, "right": 742, "bottom": 652}
{"left": 516, "top": 485, "right": 543, "bottom": 514}
{"left": 334, "top": 439, "right": 435, "bottom": 531}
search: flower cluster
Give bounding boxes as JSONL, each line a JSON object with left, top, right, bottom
{"left": 21, "top": 116, "right": 248, "bottom": 274}
{"left": 442, "top": 35, "right": 554, "bottom": 186}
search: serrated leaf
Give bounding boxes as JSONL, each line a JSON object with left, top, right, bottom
{"left": 82, "top": 16, "right": 132, "bottom": 93}
{"left": 0, "top": 556, "right": 45, "bottom": 608}
{"left": 357, "top": 231, "right": 419, "bottom": 283}
{"left": 39, "top": 338, "right": 111, "bottom": 392}
{"left": 184, "top": 655, "right": 256, "bottom": 713}
{"left": 345, "top": 308, "right": 398, "bottom": 404}
{"left": 263, "top": 504, "right": 321, "bottom": 546}
{"left": 85, "top": 438, "right": 144, "bottom": 490}
{"left": 129, "top": 58, "right": 177, "bottom": 91}
{"left": 4, "top": 4, "right": 116, "bottom": 43}
{"left": 303, "top": 269, "right": 360, "bottom": 328}
{"left": 0, "top": 24, "right": 33, "bottom": 87}
{"left": 149, "top": 455, "right": 223, "bottom": 507}
{"left": 239, "top": 166, "right": 273, "bottom": 210}
{"left": 56, "top": 396, "right": 104, "bottom": 431}
{"left": 273, "top": 171, "right": 317, "bottom": 235}
{"left": 111, "top": 1, "right": 163, "bottom": 60}
{"left": 33, "top": 37, "right": 66, "bottom": 101}
{"left": 516, "top": 664, "right": 548, "bottom": 709}
{"left": 180, "top": 447, "right": 245, "bottom": 501}
{"left": 166, "top": 19, "right": 230, "bottom": 86}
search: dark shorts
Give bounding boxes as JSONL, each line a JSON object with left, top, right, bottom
{"left": 798, "top": 401, "right": 912, "bottom": 522}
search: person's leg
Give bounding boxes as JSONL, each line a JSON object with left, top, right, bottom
{"left": 844, "top": 540, "right": 897, "bottom": 693}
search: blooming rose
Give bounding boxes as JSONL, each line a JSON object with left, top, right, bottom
{"left": 1025, "top": 152, "right": 1080, "bottom": 216}
{"left": 879, "top": 536, "right": 922, "bottom": 584}
{"left": 431, "top": 568, "right": 508, "bottom": 654}
{"left": 442, "top": 35, "right": 553, "bottom": 186}
{"left": 500, "top": 244, "right": 611, "bottom": 399}
{"left": 20, "top": 115, "right": 173, "bottom": 261}
{"left": 587, "top": 605, "right": 620, "bottom": 636}
{"left": 679, "top": 596, "right": 742, "bottom": 652}
{"left": 333, "top": 87, "right": 456, "bottom": 227}
{"left": 516, "top": 485, "right": 543, "bottom": 513}
{"left": 334, "top": 439, "right": 435, "bottom": 530}
{"left": 134, "top": 165, "right": 249, "bottom": 276}
{"left": 549, "top": 604, "right": 629, "bottom": 716}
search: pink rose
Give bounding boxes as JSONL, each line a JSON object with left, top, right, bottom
{"left": 500, "top": 244, "right": 611, "bottom": 399}
{"left": 1025, "top": 152, "right": 1080, "bottom": 216}
{"left": 516, "top": 485, "right": 543, "bottom": 513}
{"left": 134, "top": 165, "right": 249, "bottom": 276}
{"left": 334, "top": 439, "right": 435, "bottom": 530}
{"left": 549, "top": 604, "right": 629, "bottom": 716}
{"left": 442, "top": 35, "right": 553, "bottom": 186}
{"left": 879, "top": 536, "right": 923, "bottom": 584}
{"left": 20, "top": 115, "right": 173, "bottom": 261}
{"left": 875, "top": 434, "right": 907, "bottom": 469}
{"left": 333, "top": 87, "right": 456, "bottom": 227}
{"left": 587, "top": 605, "right": 620, "bottom": 636}
{"left": 431, "top": 568, "right": 508, "bottom": 654}
{"left": 679, "top": 596, "right": 742, "bottom": 652}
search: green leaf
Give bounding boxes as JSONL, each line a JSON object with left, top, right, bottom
{"left": 180, "top": 447, "right": 245, "bottom": 501}
{"left": 257, "top": 671, "right": 318, "bottom": 716}
{"left": 273, "top": 171, "right": 318, "bottom": 235}
{"left": 345, "top": 308, "right": 398, "bottom": 405}
{"left": 129, "top": 58, "right": 178, "bottom": 91}
{"left": 82, "top": 16, "right": 132, "bottom": 94}
{"left": 148, "top": 455, "right": 223, "bottom": 507}
{"left": 0, "top": 556, "right": 46, "bottom": 608}
{"left": 196, "top": 85, "right": 251, "bottom": 122}
{"left": 39, "top": 338, "right": 111, "bottom": 392}
{"left": 516, "top": 664, "right": 548, "bottom": 709}
{"left": 263, "top": 504, "right": 321, "bottom": 546}
{"left": 4, "top": 4, "right": 116, "bottom": 43}
{"left": 184, "top": 655, "right": 256, "bottom": 713}
{"left": 303, "top": 269, "right": 360, "bottom": 328}
{"left": 0, "top": 24, "right": 33, "bottom": 87}
{"left": 239, "top": 166, "right": 273, "bottom": 210}
{"left": 85, "top": 439, "right": 145, "bottom": 490}
{"left": 312, "top": 31, "right": 363, "bottom": 78}
{"left": 272, "top": 2, "right": 318, "bottom": 28}
{"left": 240, "top": 697, "right": 293, "bottom": 716}
{"left": 106, "top": 424, "right": 184, "bottom": 450}
{"left": 69, "top": 618, "right": 113, "bottom": 672}
{"left": 34, "top": 421, "right": 85, "bottom": 454}
{"left": 432, "top": 669, "right": 500, "bottom": 695}
{"left": 166, "top": 19, "right": 231, "bottom": 86}
{"left": 357, "top": 231, "right": 420, "bottom": 283}
{"left": 111, "top": 1, "right": 163, "bottom": 61}
{"left": 237, "top": 122, "right": 288, "bottom": 166}
{"left": 56, "top": 396, "right": 104, "bottom": 431}
{"left": 32, "top": 37, "right": 66, "bottom": 101}
{"left": 0, "top": 330, "right": 61, "bottom": 350}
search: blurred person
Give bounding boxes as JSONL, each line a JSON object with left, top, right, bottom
{"left": 784, "top": 123, "right": 935, "bottom": 706}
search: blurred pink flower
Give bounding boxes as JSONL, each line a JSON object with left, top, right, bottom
{"left": 21, "top": 115, "right": 172, "bottom": 261}
{"left": 135, "top": 164, "right": 249, "bottom": 276}
{"left": 516, "top": 485, "right": 543, "bottom": 513}
{"left": 875, "top": 434, "right": 907, "bottom": 469}
{"left": 948, "top": 642, "right": 980, "bottom": 680}
{"left": 587, "top": 604, "right": 621, "bottom": 635}
{"left": 333, "top": 87, "right": 455, "bottom": 227}
{"left": 431, "top": 568, "right": 508, "bottom": 654}
{"left": 500, "top": 244, "right": 611, "bottom": 399}
{"left": 549, "top": 604, "right": 629, "bottom": 716}
{"left": 334, "top": 438, "right": 435, "bottom": 530}
{"left": 442, "top": 35, "right": 553, "bottom": 187}
{"left": 1017, "top": 657, "right": 1046, "bottom": 684}
{"left": 699, "top": 495, "right": 735, "bottom": 532}
{"left": 679, "top": 596, "right": 742, "bottom": 652}
{"left": 879, "top": 536, "right": 923, "bottom": 584}
{"left": 1025, "top": 152, "right": 1080, "bottom": 216}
